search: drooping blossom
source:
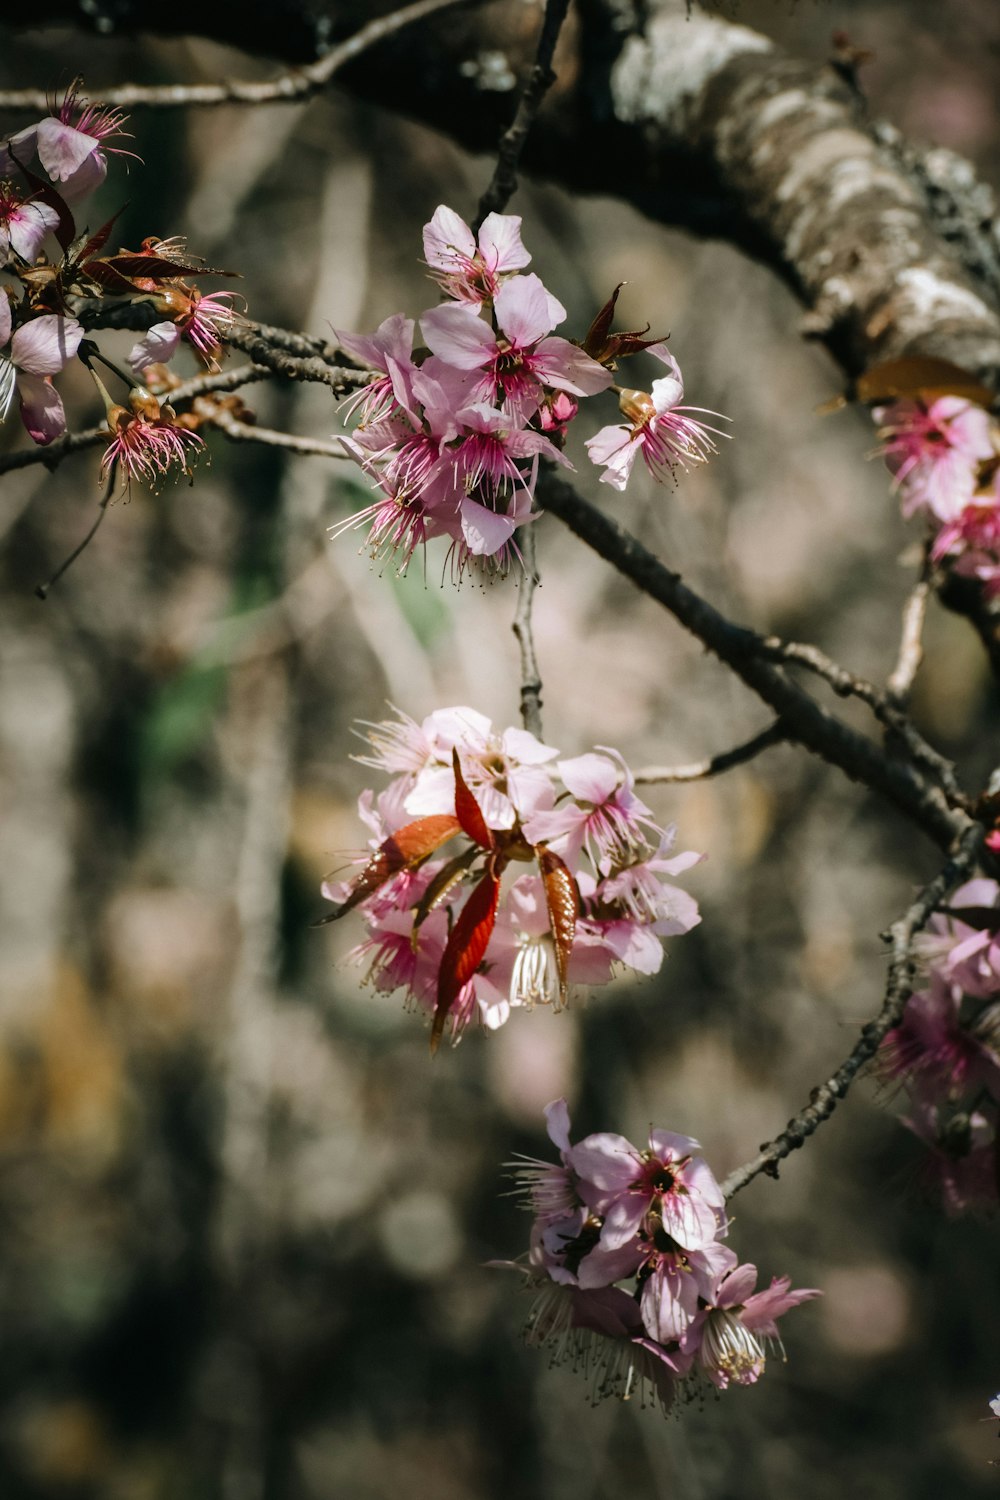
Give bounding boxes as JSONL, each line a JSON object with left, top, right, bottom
{"left": 0, "top": 301, "right": 84, "bottom": 444}
{"left": 5, "top": 80, "right": 134, "bottom": 204}
{"left": 319, "top": 707, "right": 701, "bottom": 1046}
{"left": 679, "top": 1263, "right": 821, "bottom": 1390}
{"left": 586, "top": 350, "right": 726, "bottom": 490}
{"left": 422, "top": 204, "right": 531, "bottom": 307}
{"left": 130, "top": 287, "right": 243, "bottom": 373}
{"left": 0, "top": 184, "right": 60, "bottom": 264}
{"left": 502, "top": 1100, "right": 819, "bottom": 1413}
{"left": 333, "top": 208, "right": 722, "bottom": 575}
{"left": 900, "top": 1100, "right": 998, "bottom": 1217}
{"left": 101, "top": 389, "right": 203, "bottom": 492}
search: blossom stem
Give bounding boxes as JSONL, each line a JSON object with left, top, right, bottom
{"left": 34, "top": 463, "right": 117, "bottom": 599}
{"left": 512, "top": 523, "right": 544, "bottom": 737}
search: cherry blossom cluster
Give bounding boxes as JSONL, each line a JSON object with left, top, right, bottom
{"left": 319, "top": 706, "right": 702, "bottom": 1050}
{"left": 0, "top": 81, "right": 242, "bottom": 489}
{"left": 333, "top": 205, "right": 725, "bottom": 579}
{"left": 879, "top": 879, "right": 1000, "bottom": 1215}
{"left": 503, "top": 1099, "right": 820, "bottom": 1411}
{"left": 874, "top": 394, "right": 1000, "bottom": 593}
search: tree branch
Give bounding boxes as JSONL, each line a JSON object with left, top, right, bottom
{"left": 535, "top": 469, "right": 972, "bottom": 850}
{"left": 720, "top": 821, "right": 984, "bottom": 1199}
{"left": 0, "top": 0, "right": 483, "bottom": 111}
{"left": 632, "top": 720, "right": 787, "bottom": 784}
{"left": 512, "top": 525, "right": 544, "bottom": 737}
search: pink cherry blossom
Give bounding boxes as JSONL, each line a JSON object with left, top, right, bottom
{"left": 7, "top": 81, "right": 135, "bottom": 204}
{"left": 900, "top": 1100, "right": 998, "bottom": 1216}
{"left": 420, "top": 272, "right": 612, "bottom": 419}
{"left": 569, "top": 1127, "right": 726, "bottom": 1252}
{"left": 586, "top": 353, "right": 727, "bottom": 490}
{"left": 334, "top": 313, "right": 416, "bottom": 425}
{"left": 679, "top": 1263, "right": 821, "bottom": 1389}
{"left": 0, "top": 305, "right": 84, "bottom": 444}
{"left": 101, "top": 401, "right": 203, "bottom": 491}
{"left": 874, "top": 395, "right": 994, "bottom": 522}
{"left": 422, "top": 204, "right": 530, "bottom": 307}
{"left": 523, "top": 748, "right": 660, "bottom": 874}
{"left": 0, "top": 184, "right": 60, "bottom": 264}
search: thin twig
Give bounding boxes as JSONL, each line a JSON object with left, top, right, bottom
{"left": 0, "top": 0, "right": 479, "bottom": 111}
{"left": 0, "top": 364, "right": 273, "bottom": 477}
{"left": 886, "top": 572, "right": 931, "bottom": 708}
{"left": 720, "top": 821, "right": 983, "bottom": 1198}
{"left": 534, "top": 469, "right": 971, "bottom": 851}
{"left": 473, "top": 0, "right": 572, "bottom": 228}
{"left": 205, "top": 404, "right": 350, "bottom": 460}
{"left": 34, "top": 464, "right": 117, "bottom": 597}
{"left": 512, "top": 525, "right": 544, "bottom": 737}
{"left": 226, "top": 327, "right": 371, "bottom": 393}
{"left": 633, "top": 721, "right": 787, "bottom": 784}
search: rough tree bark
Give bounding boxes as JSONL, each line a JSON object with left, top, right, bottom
{"left": 8, "top": 0, "right": 1000, "bottom": 389}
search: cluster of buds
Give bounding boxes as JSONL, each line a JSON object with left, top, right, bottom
{"left": 502, "top": 1100, "right": 819, "bottom": 1411}
{"left": 319, "top": 706, "right": 702, "bottom": 1050}
{"left": 333, "top": 206, "right": 726, "bottom": 579}
{"left": 879, "top": 879, "right": 1000, "bottom": 1214}
{"left": 873, "top": 384, "right": 1000, "bottom": 593}
{"left": 0, "top": 81, "right": 241, "bottom": 489}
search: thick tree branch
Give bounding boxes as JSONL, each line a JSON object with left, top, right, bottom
{"left": 11, "top": 2, "right": 999, "bottom": 387}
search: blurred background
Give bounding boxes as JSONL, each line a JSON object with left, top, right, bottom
{"left": 1, "top": 2, "right": 999, "bottom": 1496}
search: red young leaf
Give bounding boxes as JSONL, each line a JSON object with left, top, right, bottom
{"left": 314, "top": 814, "right": 461, "bottom": 925}
{"left": 75, "top": 209, "right": 124, "bottom": 267}
{"left": 412, "top": 844, "right": 481, "bottom": 930}
{"left": 538, "top": 847, "right": 579, "bottom": 1003}
{"left": 581, "top": 284, "right": 624, "bottom": 360}
{"left": 935, "top": 906, "right": 1000, "bottom": 933}
{"left": 430, "top": 867, "right": 501, "bottom": 1053}
{"left": 81, "top": 259, "right": 145, "bottom": 295}
{"left": 452, "top": 747, "right": 494, "bottom": 850}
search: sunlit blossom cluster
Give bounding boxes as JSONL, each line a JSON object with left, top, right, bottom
{"left": 875, "top": 394, "right": 1000, "bottom": 593}
{"left": 879, "top": 879, "right": 1000, "bottom": 1215}
{"left": 333, "top": 205, "right": 725, "bottom": 579}
{"left": 0, "top": 81, "right": 240, "bottom": 487}
{"left": 502, "top": 1099, "right": 819, "bottom": 1411}
{"left": 319, "top": 706, "right": 702, "bottom": 1049}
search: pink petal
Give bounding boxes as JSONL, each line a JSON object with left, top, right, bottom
{"left": 532, "top": 337, "right": 614, "bottom": 397}
{"left": 8, "top": 200, "right": 60, "bottom": 261}
{"left": 494, "top": 273, "right": 562, "bottom": 346}
{"left": 129, "top": 321, "right": 180, "bottom": 372}
{"left": 420, "top": 303, "right": 497, "bottom": 370}
{"left": 35, "top": 118, "right": 98, "bottom": 181}
{"left": 17, "top": 371, "right": 66, "bottom": 444}
{"left": 459, "top": 496, "right": 516, "bottom": 556}
{"left": 544, "top": 1097, "right": 572, "bottom": 1155}
{"left": 422, "top": 205, "right": 476, "bottom": 271}
{"left": 478, "top": 212, "right": 531, "bottom": 273}
{"left": 11, "top": 314, "right": 83, "bottom": 375}
{"left": 557, "top": 752, "right": 621, "bottom": 804}
{"left": 652, "top": 371, "right": 684, "bottom": 412}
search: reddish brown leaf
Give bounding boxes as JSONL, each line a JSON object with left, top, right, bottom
{"left": 412, "top": 844, "right": 480, "bottom": 930}
{"left": 75, "top": 209, "right": 124, "bottom": 266}
{"left": 857, "top": 357, "right": 994, "bottom": 410}
{"left": 430, "top": 867, "right": 501, "bottom": 1053}
{"left": 102, "top": 252, "right": 237, "bottom": 280}
{"left": 80, "top": 260, "right": 142, "bottom": 296}
{"left": 538, "top": 847, "right": 579, "bottom": 1003}
{"left": 581, "top": 284, "right": 624, "bottom": 360}
{"left": 935, "top": 905, "right": 1000, "bottom": 932}
{"left": 452, "top": 747, "right": 494, "bottom": 850}
{"left": 314, "top": 814, "right": 460, "bottom": 925}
